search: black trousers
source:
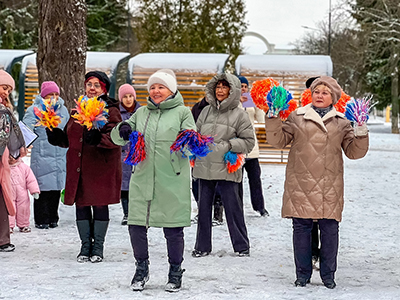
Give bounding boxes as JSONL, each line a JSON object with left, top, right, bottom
{"left": 239, "top": 158, "right": 265, "bottom": 212}
{"left": 34, "top": 190, "right": 61, "bottom": 225}
{"left": 292, "top": 218, "right": 339, "bottom": 281}
{"left": 129, "top": 225, "right": 184, "bottom": 265}
{"left": 75, "top": 205, "right": 109, "bottom": 221}
{"left": 121, "top": 190, "right": 129, "bottom": 216}
{"left": 195, "top": 179, "right": 249, "bottom": 253}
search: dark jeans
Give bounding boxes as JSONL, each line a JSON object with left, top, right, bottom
{"left": 121, "top": 190, "right": 129, "bottom": 216}
{"left": 292, "top": 218, "right": 339, "bottom": 281}
{"left": 129, "top": 225, "right": 184, "bottom": 265}
{"left": 195, "top": 179, "right": 249, "bottom": 253}
{"left": 76, "top": 205, "right": 109, "bottom": 221}
{"left": 239, "top": 158, "right": 266, "bottom": 212}
{"left": 34, "top": 190, "right": 61, "bottom": 225}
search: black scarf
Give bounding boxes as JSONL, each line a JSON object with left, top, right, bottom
{"left": 312, "top": 105, "right": 333, "bottom": 118}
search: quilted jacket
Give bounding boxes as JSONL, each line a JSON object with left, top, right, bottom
{"left": 193, "top": 73, "right": 255, "bottom": 183}
{"left": 265, "top": 104, "right": 369, "bottom": 222}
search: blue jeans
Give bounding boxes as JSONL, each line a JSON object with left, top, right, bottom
{"left": 292, "top": 218, "right": 338, "bottom": 281}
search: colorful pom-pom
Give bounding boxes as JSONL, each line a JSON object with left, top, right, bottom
{"left": 170, "top": 129, "right": 214, "bottom": 159}
{"left": 300, "top": 89, "right": 312, "bottom": 107}
{"left": 345, "top": 96, "right": 371, "bottom": 126}
{"left": 279, "top": 99, "right": 298, "bottom": 121}
{"left": 250, "top": 78, "right": 280, "bottom": 112}
{"left": 124, "top": 131, "right": 146, "bottom": 166}
{"left": 71, "top": 95, "right": 109, "bottom": 130}
{"left": 300, "top": 88, "right": 351, "bottom": 112}
{"left": 265, "top": 86, "right": 294, "bottom": 119}
{"left": 33, "top": 97, "right": 62, "bottom": 129}
{"left": 189, "top": 155, "right": 196, "bottom": 168}
{"left": 336, "top": 91, "right": 351, "bottom": 113}
{"left": 224, "top": 151, "right": 245, "bottom": 173}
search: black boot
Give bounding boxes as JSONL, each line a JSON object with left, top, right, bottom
{"left": 165, "top": 264, "right": 185, "bottom": 292}
{"left": 130, "top": 260, "right": 149, "bottom": 291}
{"left": 76, "top": 220, "right": 91, "bottom": 263}
{"left": 90, "top": 220, "right": 109, "bottom": 263}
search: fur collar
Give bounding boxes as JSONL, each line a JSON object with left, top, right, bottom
{"left": 297, "top": 104, "right": 345, "bottom": 132}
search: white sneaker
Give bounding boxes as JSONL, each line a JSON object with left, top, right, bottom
{"left": 90, "top": 255, "right": 103, "bottom": 263}
{"left": 77, "top": 255, "right": 89, "bottom": 263}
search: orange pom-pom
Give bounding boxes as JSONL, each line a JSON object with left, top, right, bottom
{"left": 301, "top": 88, "right": 351, "bottom": 113}
{"left": 334, "top": 91, "right": 351, "bottom": 113}
{"left": 250, "top": 78, "right": 280, "bottom": 112}
{"left": 300, "top": 89, "right": 312, "bottom": 107}
{"left": 279, "top": 99, "right": 298, "bottom": 120}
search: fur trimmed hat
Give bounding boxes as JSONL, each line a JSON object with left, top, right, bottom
{"left": 147, "top": 69, "right": 177, "bottom": 94}
{"left": 310, "top": 76, "right": 342, "bottom": 104}
{"left": 118, "top": 83, "right": 136, "bottom": 101}
{"left": 40, "top": 81, "right": 60, "bottom": 98}
{"left": 85, "top": 71, "right": 111, "bottom": 92}
{"left": 0, "top": 70, "right": 15, "bottom": 91}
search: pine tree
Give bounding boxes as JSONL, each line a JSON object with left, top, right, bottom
{"left": 352, "top": 0, "right": 400, "bottom": 133}
{"left": 0, "top": 0, "right": 38, "bottom": 49}
{"left": 86, "top": 0, "right": 130, "bottom": 51}
{"left": 133, "top": 0, "right": 247, "bottom": 68}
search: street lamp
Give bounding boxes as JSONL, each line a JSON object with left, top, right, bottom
{"left": 328, "top": 0, "right": 331, "bottom": 55}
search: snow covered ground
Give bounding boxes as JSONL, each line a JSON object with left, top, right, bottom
{"left": 1, "top": 120, "right": 400, "bottom": 300}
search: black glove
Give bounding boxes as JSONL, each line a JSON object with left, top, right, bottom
{"left": 84, "top": 129, "right": 102, "bottom": 146}
{"left": 119, "top": 122, "right": 132, "bottom": 141}
{"left": 46, "top": 127, "right": 66, "bottom": 146}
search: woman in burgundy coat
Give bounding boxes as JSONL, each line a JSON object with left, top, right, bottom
{"left": 47, "top": 71, "right": 122, "bottom": 263}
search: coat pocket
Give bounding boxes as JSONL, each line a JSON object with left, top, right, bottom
{"left": 170, "top": 152, "right": 181, "bottom": 175}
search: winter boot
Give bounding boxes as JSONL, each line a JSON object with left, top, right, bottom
{"left": 130, "top": 259, "right": 149, "bottom": 291}
{"left": 90, "top": 220, "right": 109, "bottom": 263}
{"left": 165, "top": 264, "right": 185, "bottom": 292}
{"left": 76, "top": 220, "right": 92, "bottom": 263}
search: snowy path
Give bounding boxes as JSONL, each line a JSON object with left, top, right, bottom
{"left": 1, "top": 128, "right": 399, "bottom": 299}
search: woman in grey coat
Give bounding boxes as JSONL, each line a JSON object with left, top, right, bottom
{"left": 192, "top": 73, "right": 255, "bottom": 257}
{"left": 23, "top": 81, "right": 69, "bottom": 229}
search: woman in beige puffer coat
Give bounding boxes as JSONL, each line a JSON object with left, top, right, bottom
{"left": 265, "top": 76, "right": 368, "bottom": 289}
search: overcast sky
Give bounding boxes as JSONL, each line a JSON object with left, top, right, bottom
{"left": 242, "top": 0, "right": 342, "bottom": 54}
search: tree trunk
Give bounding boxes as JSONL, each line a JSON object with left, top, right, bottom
{"left": 37, "top": 0, "right": 87, "bottom": 110}
{"left": 390, "top": 48, "right": 399, "bottom": 134}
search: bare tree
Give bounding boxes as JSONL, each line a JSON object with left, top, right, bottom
{"left": 37, "top": 0, "right": 87, "bottom": 110}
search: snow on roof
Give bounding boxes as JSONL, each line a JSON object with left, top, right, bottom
{"left": 86, "top": 51, "right": 130, "bottom": 73}
{"left": 128, "top": 53, "right": 229, "bottom": 74}
{"left": 0, "top": 49, "right": 34, "bottom": 72}
{"left": 20, "top": 52, "right": 130, "bottom": 74}
{"left": 236, "top": 55, "right": 333, "bottom": 76}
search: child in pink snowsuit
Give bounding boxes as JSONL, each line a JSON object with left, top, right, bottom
{"left": 9, "top": 156, "right": 40, "bottom": 233}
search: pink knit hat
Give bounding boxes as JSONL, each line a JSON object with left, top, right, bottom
{"left": 118, "top": 84, "right": 136, "bottom": 101}
{"left": 40, "top": 81, "right": 60, "bottom": 98}
{"left": 0, "top": 70, "right": 15, "bottom": 91}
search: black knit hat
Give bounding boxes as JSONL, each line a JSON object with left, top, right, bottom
{"left": 305, "top": 76, "right": 320, "bottom": 89}
{"left": 85, "top": 71, "right": 111, "bottom": 92}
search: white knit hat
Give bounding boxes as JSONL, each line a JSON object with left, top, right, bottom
{"left": 147, "top": 69, "right": 177, "bottom": 93}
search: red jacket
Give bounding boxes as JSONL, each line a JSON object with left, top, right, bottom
{"left": 57, "top": 95, "right": 122, "bottom": 206}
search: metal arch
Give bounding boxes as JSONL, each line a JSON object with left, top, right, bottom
{"left": 244, "top": 31, "right": 275, "bottom": 54}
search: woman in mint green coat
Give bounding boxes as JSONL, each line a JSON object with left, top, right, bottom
{"left": 111, "top": 69, "right": 195, "bottom": 293}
